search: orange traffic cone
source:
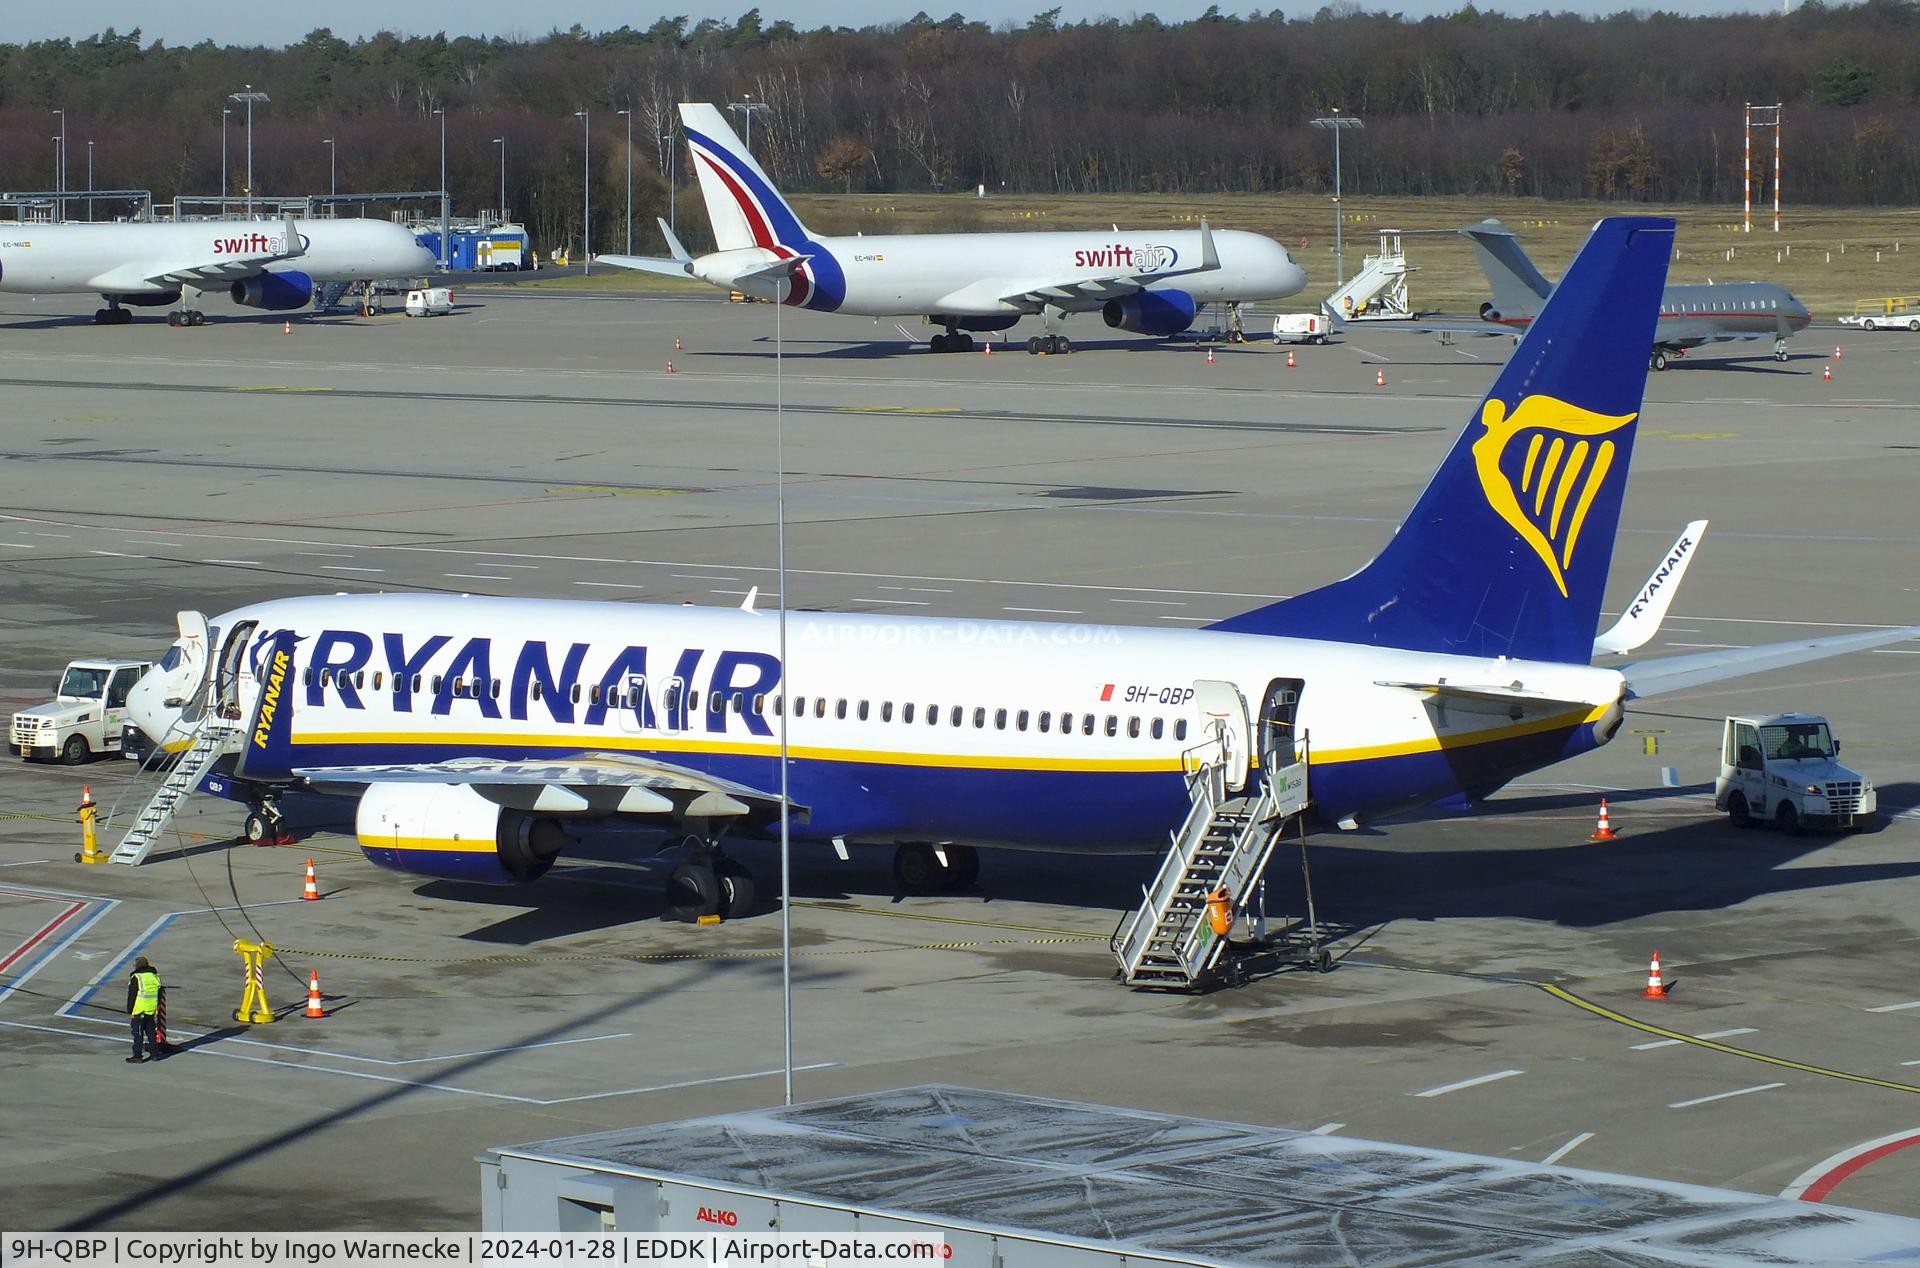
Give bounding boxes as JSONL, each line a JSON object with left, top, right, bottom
{"left": 1206, "top": 346, "right": 1215, "bottom": 365}
{"left": 283, "top": 319, "right": 292, "bottom": 334}
{"left": 983, "top": 340, "right": 992, "bottom": 356}
{"left": 1375, "top": 368, "right": 1386, "bottom": 387}
{"left": 666, "top": 360, "right": 674, "bottom": 375}
{"left": 302, "top": 859, "right": 319, "bottom": 901}
{"left": 1822, "top": 363, "right": 1832, "bottom": 382}
{"left": 306, "top": 970, "right": 325, "bottom": 1018}
{"left": 1834, "top": 345, "right": 1842, "bottom": 361}
{"left": 1285, "top": 349, "right": 1296, "bottom": 368}
{"left": 1590, "top": 799, "right": 1617, "bottom": 841}
{"left": 674, "top": 335, "right": 682, "bottom": 352}
{"left": 1642, "top": 951, "right": 1668, "bottom": 999}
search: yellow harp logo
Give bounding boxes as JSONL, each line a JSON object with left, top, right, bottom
{"left": 1471, "top": 394, "right": 1637, "bottom": 598}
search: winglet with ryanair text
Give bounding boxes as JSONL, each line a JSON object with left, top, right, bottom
{"left": 1213, "top": 216, "right": 1675, "bottom": 664}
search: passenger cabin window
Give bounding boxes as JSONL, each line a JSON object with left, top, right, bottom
{"left": 1175, "top": 719, "right": 1188, "bottom": 741}
{"left": 836, "top": 699, "right": 848, "bottom": 720}
{"left": 1038, "top": 711, "right": 1051, "bottom": 733}
{"left": 753, "top": 694, "right": 766, "bottom": 714}
{"left": 973, "top": 707, "right": 987, "bottom": 729}
{"left": 857, "top": 700, "right": 870, "bottom": 722}
{"left": 950, "top": 706, "right": 963, "bottom": 727}
{"left": 994, "top": 708, "right": 1008, "bottom": 730}
{"left": 1016, "top": 710, "right": 1029, "bottom": 731}
{"left": 1082, "top": 714, "right": 1095, "bottom": 736}
{"left": 531, "top": 681, "right": 543, "bottom": 702}
{"left": 1151, "top": 718, "right": 1164, "bottom": 740}
{"left": 1128, "top": 717, "right": 1141, "bottom": 738}
{"left": 1105, "top": 715, "right": 1119, "bottom": 737}
{"left": 880, "top": 702, "right": 893, "bottom": 722}
{"left": 902, "top": 703, "right": 915, "bottom": 723}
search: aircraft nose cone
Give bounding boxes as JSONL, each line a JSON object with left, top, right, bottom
{"left": 124, "top": 669, "right": 175, "bottom": 748}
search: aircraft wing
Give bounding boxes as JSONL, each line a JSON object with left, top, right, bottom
{"left": 292, "top": 752, "right": 804, "bottom": 821}
{"left": 1374, "top": 679, "right": 1613, "bottom": 717}
{"left": 136, "top": 216, "right": 308, "bottom": 290}
{"left": 988, "top": 218, "right": 1225, "bottom": 312}
{"left": 1621, "top": 626, "right": 1920, "bottom": 698}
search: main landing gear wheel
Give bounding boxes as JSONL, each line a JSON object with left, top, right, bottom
{"left": 666, "top": 860, "right": 722, "bottom": 922}
{"left": 1774, "top": 338, "right": 1790, "bottom": 363}
{"left": 716, "top": 858, "right": 756, "bottom": 919}
{"left": 891, "top": 843, "right": 978, "bottom": 895}
{"left": 167, "top": 311, "right": 206, "bottom": 328}
{"left": 1025, "top": 335, "right": 1073, "bottom": 356}
{"left": 930, "top": 332, "right": 976, "bottom": 353}
{"left": 94, "top": 307, "right": 133, "bottom": 326}
{"left": 1650, "top": 350, "right": 1669, "bottom": 372}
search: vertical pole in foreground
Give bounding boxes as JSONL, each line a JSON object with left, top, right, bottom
{"left": 1743, "top": 103, "right": 1752, "bottom": 234}
{"left": 776, "top": 274, "right": 793, "bottom": 1106}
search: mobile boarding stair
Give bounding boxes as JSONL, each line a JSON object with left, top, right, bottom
{"left": 1111, "top": 738, "right": 1320, "bottom": 991}
{"left": 105, "top": 617, "right": 249, "bottom": 865}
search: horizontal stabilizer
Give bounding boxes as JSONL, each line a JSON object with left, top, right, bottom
{"left": 596, "top": 253, "right": 695, "bottom": 278}
{"left": 1593, "top": 520, "right": 1708, "bottom": 656}
{"left": 1623, "top": 625, "right": 1920, "bottom": 698}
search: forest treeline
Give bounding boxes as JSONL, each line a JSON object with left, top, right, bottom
{"left": 1, "top": 1, "right": 1917, "bottom": 252}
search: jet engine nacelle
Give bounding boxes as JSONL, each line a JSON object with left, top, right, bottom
{"left": 355, "top": 782, "right": 569, "bottom": 884}
{"left": 230, "top": 270, "right": 315, "bottom": 311}
{"left": 1480, "top": 301, "right": 1502, "bottom": 322}
{"left": 1102, "top": 289, "right": 1198, "bottom": 336}
{"left": 925, "top": 313, "right": 1020, "bottom": 333}
{"left": 102, "top": 291, "right": 181, "bottom": 308}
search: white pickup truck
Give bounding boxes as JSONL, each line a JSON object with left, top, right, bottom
{"left": 1715, "top": 713, "right": 1877, "bottom": 832}
{"left": 9, "top": 659, "right": 151, "bottom": 764}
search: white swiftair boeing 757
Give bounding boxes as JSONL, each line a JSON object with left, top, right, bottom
{"left": 598, "top": 104, "right": 1308, "bottom": 354}
{"left": 0, "top": 216, "right": 436, "bottom": 326}
{"left": 122, "top": 218, "right": 1914, "bottom": 928}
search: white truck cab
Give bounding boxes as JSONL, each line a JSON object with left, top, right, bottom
{"left": 1716, "top": 713, "right": 1876, "bottom": 832}
{"left": 10, "top": 659, "right": 152, "bottom": 764}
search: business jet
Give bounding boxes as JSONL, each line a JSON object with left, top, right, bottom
{"left": 1464, "top": 219, "right": 1812, "bottom": 369}
{"left": 122, "top": 217, "right": 1914, "bottom": 922}
{"left": 0, "top": 216, "right": 435, "bottom": 326}
{"left": 598, "top": 104, "right": 1307, "bottom": 354}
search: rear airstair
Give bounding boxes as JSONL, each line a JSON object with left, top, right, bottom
{"left": 1112, "top": 744, "right": 1310, "bottom": 990}
{"left": 1322, "top": 229, "right": 1416, "bottom": 322}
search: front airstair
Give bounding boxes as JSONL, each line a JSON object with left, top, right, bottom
{"left": 1112, "top": 749, "right": 1310, "bottom": 990}
{"left": 107, "top": 711, "right": 241, "bottom": 866}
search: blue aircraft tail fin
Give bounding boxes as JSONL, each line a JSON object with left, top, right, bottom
{"left": 679, "top": 103, "right": 813, "bottom": 254}
{"left": 1212, "top": 216, "right": 1674, "bottom": 663}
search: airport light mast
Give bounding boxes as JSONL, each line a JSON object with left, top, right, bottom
{"left": 52, "top": 110, "right": 66, "bottom": 221}
{"left": 575, "top": 110, "right": 591, "bottom": 275}
{"left": 323, "top": 137, "right": 336, "bottom": 199}
{"left": 617, "top": 108, "right": 633, "bottom": 256}
{"left": 662, "top": 130, "right": 677, "bottom": 235}
{"left": 1311, "top": 111, "right": 1363, "bottom": 287}
{"left": 434, "top": 108, "right": 449, "bottom": 268}
{"left": 727, "top": 97, "right": 769, "bottom": 156}
{"left": 493, "top": 137, "right": 507, "bottom": 222}
{"left": 221, "top": 108, "right": 231, "bottom": 210}
{"left": 86, "top": 140, "right": 93, "bottom": 222}
{"left": 229, "top": 86, "right": 269, "bottom": 219}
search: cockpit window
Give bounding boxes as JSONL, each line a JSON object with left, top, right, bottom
{"left": 58, "top": 667, "right": 109, "bottom": 699}
{"left": 158, "top": 644, "right": 185, "bottom": 672}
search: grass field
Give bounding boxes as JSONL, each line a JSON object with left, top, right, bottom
{"left": 504, "top": 193, "right": 1920, "bottom": 315}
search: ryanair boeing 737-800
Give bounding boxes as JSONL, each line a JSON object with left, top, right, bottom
{"left": 121, "top": 218, "right": 1914, "bottom": 922}
{"left": 598, "top": 104, "right": 1308, "bottom": 354}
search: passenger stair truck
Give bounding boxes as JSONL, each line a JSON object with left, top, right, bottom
{"left": 1321, "top": 229, "right": 1417, "bottom": 322}
{"left": 1717, "top": 713, "right": 1877, "bottom": 833}
{"left": 1112, "top": 680, "right": 1315, "bottom": 990}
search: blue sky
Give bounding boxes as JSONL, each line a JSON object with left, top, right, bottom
{"left": 20, "top": 1, "right": 1816, "bottom": 47}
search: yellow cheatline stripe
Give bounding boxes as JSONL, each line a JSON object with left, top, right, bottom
{"left": 294, "top": 706, "right": 1607, "bottom": 775}
{"left": 379, "top": 836, "right": 489, "bottom": 854}
{"left": 1534, "top": 982, "right": 1920, "bottom": 1095}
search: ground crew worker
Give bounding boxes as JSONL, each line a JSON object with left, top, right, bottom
{"left": 126, "top": 955, "right": 163, "bottom": 1063}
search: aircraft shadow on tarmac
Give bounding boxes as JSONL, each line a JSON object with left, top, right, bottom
{"left": 402, "top": 786, "right": 1920, "bottom": 943}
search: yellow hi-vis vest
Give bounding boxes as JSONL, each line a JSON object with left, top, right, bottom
{"left": 132, "top": 970, "right": 160, "bottom": 1016}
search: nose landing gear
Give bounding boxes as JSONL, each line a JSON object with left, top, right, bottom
{"left": 663, "top": 835, "right": 758, "bottom": 922}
